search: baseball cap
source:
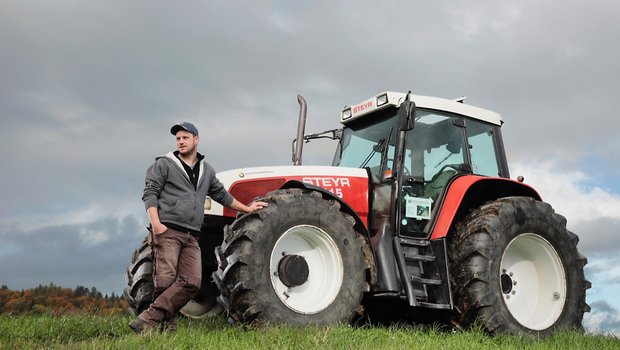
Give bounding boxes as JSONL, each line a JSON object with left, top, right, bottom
{"left": 170, "top": 122, "right": 199, "bottom": 136}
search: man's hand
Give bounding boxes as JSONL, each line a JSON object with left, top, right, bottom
{"left": 146, "top": 207, "right": 167, "bottom": 234}
{"left": 230, "top": 199, "right": 269, "bottom": 213}
{"left": 247, "top": 201, "right": 268, "bottom": 212}
{"left": 152, "top": 222, "right": 168, "bottom": 235}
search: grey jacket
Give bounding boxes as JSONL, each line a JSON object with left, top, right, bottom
{"left": 142, "top": 151, "right": 234, "bottom": 232}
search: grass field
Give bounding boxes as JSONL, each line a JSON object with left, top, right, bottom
{"left": 0, "top": 314, "right": 618, "bottom": 349}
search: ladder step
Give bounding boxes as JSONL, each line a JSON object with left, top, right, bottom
{"left": 403, "top": 253, "right": 436, "bottom": 262}
{"left": 418, "top": 255, "right": 436, "bottom": 262}
{"left": 411, "top": 275, "right": 442, "bottom": 285}
{"left": 399, "top": 237, "right": 430, "bottom": 247}
{"left": 417, "top": 301, "right": 452, "bottom": 310}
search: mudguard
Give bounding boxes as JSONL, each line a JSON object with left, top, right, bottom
{"left": 281, "top": 180, "right": 369, "bottom": 236}
{"left": 430, "top": 175, "right": 541, "bottom": 240}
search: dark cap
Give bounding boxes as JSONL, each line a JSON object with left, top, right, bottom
{"left": 170, "top": 122, "right": 199, "bottom": 136}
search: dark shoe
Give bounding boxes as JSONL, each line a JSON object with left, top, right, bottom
{"left": 129, "top": 318, "right": 156, "bottom": 334}
{"left": 161, "top": 317, "right": 177, "bottom": 333}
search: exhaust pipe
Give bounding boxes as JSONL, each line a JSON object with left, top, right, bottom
{"left": 292, "top": 95, "right": 307, "bottom": 166}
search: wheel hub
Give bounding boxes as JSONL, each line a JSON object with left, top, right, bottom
{"left": 278, "top": 254, "right": 309, "bottom": 287}
{"left": 500, "top": 272, "right": 514, "bottom": 294}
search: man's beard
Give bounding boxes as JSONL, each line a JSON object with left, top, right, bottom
{"left": 178, "top": 144, "right": 196, "bottom": 156}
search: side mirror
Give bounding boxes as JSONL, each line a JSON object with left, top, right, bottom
{"left": 398, "top": 101, "right": 415, "bottom": 131}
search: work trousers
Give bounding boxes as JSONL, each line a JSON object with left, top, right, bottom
{"left": 138, "top": 228, "right": 201, "bottom": 325}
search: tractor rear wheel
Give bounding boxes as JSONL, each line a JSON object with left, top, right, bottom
{"left": 449, "top": 196, "right": 590, "bottom": 336}
{"left": 123, "top": 231, "right": 223, "bottom": 318}
{"left": 123, "top": 236, "right": 154, "bottom": 316}
{"left": 213, "top": 188, "right": 370, "bottom": 326}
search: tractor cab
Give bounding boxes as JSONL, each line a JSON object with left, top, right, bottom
{"left": 334, "top": 92, "right": 509, "bottom": 238}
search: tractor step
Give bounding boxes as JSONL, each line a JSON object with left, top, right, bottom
{"left": 394, "top": 236, "right": 454, "bottom": 310}
{"left": 411, "top": 275, "right": 442, "bottom": 286}
{"left": 417, "top": 301, "right": 452, "bottom": 310}
{"left": 403, "top": 252, "right": 436, "bottom": 262}
{"left": 399, "top": 237, "right": 429, "bottom": 247}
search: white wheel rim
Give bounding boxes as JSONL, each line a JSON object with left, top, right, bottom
{"left": 500, "top": 233, "right": 566, "bottom": 330}
{"left": 269, "top": 225, "right": 343, "bottom": 314}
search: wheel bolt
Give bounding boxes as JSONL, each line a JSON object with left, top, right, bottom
{"left": 553, "top": 292, "right": 560, "bottom": 300}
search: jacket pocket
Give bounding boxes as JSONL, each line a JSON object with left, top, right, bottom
{"left": 171, "top": 199, "right": 194, "bottom": 219}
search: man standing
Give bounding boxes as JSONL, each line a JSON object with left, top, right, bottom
{"left": 130, "top": 122, "right": 267, "bottom": 333}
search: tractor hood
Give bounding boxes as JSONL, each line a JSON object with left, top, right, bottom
{"left": 204, "top": 165, "right": 369, "bottom": 218}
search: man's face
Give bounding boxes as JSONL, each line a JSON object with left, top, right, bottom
{"left": 175, "top": 130, "right": 199, "bottom": 156}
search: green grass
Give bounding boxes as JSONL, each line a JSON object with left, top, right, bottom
{"left": 0, "top": 314, "right": 618, "bottom": 349}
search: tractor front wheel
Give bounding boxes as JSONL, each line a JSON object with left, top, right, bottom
{"left": 449, "top": 196, "right": 590, "bottom": 336}
{"left": 213, "top": 188, "right": 370, "bottom": 326}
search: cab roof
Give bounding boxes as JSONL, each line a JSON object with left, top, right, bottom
{"left": 340, "top": 91, "right": 503, "bottom": 126}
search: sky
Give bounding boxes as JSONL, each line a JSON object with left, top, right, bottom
{"left": 1, "top": 0, "right": 619, "bottom": 335}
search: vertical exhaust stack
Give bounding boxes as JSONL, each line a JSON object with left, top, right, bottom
{"left": 293, "top": 95, "right": 307, "bottom": 166}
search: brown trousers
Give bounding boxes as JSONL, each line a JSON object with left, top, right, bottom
{"left": 138, "top": 228, "right": 201, "bottom": 325}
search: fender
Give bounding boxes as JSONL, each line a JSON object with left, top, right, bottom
{"left": 430, "top": 175, "right": 541, "bottom": 240}
{"left": 217, "top": 166, "right": 369, "bottom": 220}
{"left": 281, "top": 180, "right": 369, "bottom": 236}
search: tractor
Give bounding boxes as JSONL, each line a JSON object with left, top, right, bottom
{"left": 125, "top": 91, "right": 590, "bottom": 336}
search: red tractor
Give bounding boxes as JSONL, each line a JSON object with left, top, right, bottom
{"left": 125, "top": 91, "right": 590, "bottom": 335}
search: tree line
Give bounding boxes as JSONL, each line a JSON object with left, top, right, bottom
{"left": 0, "top": 283, "right": 128, "bottom": 316}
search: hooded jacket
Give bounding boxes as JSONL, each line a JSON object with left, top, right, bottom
{"left": 142, "top": 151, "right": 234, "bottom": 233}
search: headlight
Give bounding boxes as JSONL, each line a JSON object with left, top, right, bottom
{"left": 376, "top": 93, "right": 388, "bottom": 107}
{"left": 341, "top": 108, "right": 352, "bottom": 120}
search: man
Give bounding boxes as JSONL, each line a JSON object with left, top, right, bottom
{"left": 130, "top": 122, "right": 267, "bottom": 333}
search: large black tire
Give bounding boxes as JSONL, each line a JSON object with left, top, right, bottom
{"left": 449, "top": 196, "right": 590, "bottom": 336}
{"left": 213, "top": 188, "right": 371, "bottom": 326}
{"left": 123, "top": 236, "right": 154, "bottom": 316}
{"left": 123, "top": 230, "right": 224, "bottom": 318}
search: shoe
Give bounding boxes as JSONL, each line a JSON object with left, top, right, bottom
{"left": 129, "top": 318, "right": 156, "bottom": 334}
{"left": 161, "top": 318, "right": 177, "bottom": 333}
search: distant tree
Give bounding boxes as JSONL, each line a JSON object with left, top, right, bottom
{"left": 89, "top": 287, "right": 101, "bottom": 298}
{"left": 0, "top": 283, "right": 129, "bottom": 316}
{"left": 74, "top": 285, "right": 89, "bottom": 297}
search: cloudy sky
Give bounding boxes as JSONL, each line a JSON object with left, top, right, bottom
{"left": 1, "top": 0, "right": 618, "bottom": 335}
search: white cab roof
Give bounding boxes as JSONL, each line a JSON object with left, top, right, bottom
{"left": 341, "top": 91, "right": 502, "bottom": 126}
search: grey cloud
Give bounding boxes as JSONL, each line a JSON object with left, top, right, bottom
{"left": 573, "top": 217, "right": 620, "bottom": 257}
{"left": 584, "top": 300, "right": 620, "bottom": 335}
{"left": 0, "top": 215, "right": 145, "bottom": 295}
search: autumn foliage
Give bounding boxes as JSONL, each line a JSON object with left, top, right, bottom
{"left": 0, "top": 283, "right": 128, "bottom": 316}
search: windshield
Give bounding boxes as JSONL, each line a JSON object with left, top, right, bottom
{"left": 406, "top": 109, "right": 500, "bottom": 181}
{"left": 333, "top": 107, "right": 501, "bottom": 182}
{"left": 332, "top": 109, "right": 398, "bottom": 179}
{"left": 406, "top": 111, "right": 467, "bottom": 181}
